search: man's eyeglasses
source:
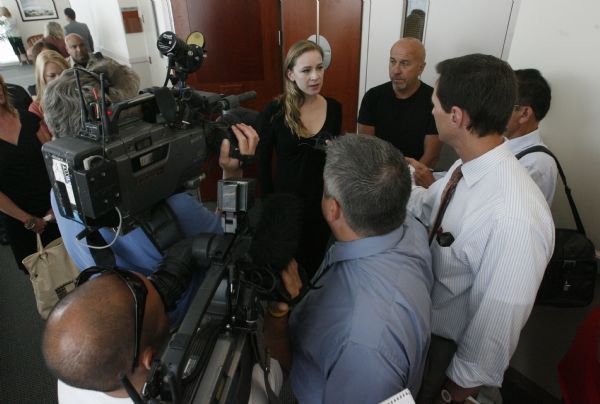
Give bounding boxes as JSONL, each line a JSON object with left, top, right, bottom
{"left": 75, "top": 267, "right": 148, "bottom": 372}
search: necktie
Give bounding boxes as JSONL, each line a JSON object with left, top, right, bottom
{"left": 428, "top": 165, "right": 463, "bottom": 244}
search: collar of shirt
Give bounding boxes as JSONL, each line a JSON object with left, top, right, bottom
{"left": 328, "top": 224, "right": 408, "bottom": 265}
{"left": 505, "top": 129, "right": 542, "bottom": 154}
{"left": 458, "top": 142, "right": 514, "bottom": 188}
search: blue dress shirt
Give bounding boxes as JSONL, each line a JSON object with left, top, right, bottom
{"left": 51, "top": 191, "right": 223, "bottom": 326}
{"left": 288, "top": 215, "right": 433, "bottom": 403}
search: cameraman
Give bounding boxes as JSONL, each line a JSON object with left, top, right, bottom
{"left": 43, "top": 58, "right": 259, "bottom": 326}
{"left": 43, "top": 237, "right": 282, "bottom": 403}
{"left": 264, "top": 134, "right": 433, "bottom": 403}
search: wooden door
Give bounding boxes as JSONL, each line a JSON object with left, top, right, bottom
{"left": 172, "top": 0, "right": 283, "bottom": 200}
{"left": 282, "top": 0, "right": 363, "bottom": 133}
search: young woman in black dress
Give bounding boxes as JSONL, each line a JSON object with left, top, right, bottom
{"left": 257, "top": 40, "right": 342, "bottom": 277}
{"left": 0, "top": 74, "right": 60, "bottom": 273}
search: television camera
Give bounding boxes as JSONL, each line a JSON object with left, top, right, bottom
{"left": 42, "top": 30, "right": 256, "bottom": 233}
{"left": 42, "top": 31, "right": 294, "bottom": 403}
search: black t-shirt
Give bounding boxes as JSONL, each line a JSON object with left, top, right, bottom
{"left": 357, "top": 81, "right": 438, "bottom": 159}
{"left": 0, "top": 111, "right": 52, "bottom": 215}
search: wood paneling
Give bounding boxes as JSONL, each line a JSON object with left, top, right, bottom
{"left": 171, "top": 0, "right": 283, "bottom": 200}
{"left": 319, "top": 0, "right": 362, "bottom": 133}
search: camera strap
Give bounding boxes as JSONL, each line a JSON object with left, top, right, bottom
{"left": 86, "top": 228, "right": 116, "bottom": 267}
{"left": 138, "top": 201, "right": 184, "bottom": 253}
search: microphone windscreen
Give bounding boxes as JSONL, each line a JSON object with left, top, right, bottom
{"left": 249, "top": 193, "right": 304, "bottom": 271}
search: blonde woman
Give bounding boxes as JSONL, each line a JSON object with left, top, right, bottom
{"left": 257, "top": 40, "right": 342, "bottom": 277}
{"left": 43, "top": 21, "right": 69, "bottom": 57}
{"left": 29, "top": 50, "right": 69, "bottom": 141}
{"left": 0, "top": 74, "right": 60, "bottom": 273}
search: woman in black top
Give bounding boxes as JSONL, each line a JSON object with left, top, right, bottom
{"left": 0, "top": 74, "right": 60, "bottom": 273}
{"left": 257, "top": 40, "right": 342, "bottom": 277}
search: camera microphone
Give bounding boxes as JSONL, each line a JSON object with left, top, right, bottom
{"left": 218, "top": 91, "right": 257, "bottom": 110}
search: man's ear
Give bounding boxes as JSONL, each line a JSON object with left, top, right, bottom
{"left": 140, "top": 347, "right": 154, "bottom": 371}
{"left": 322, "top": 197, "right": 341, "bottom": 223}
{"left": 451, "top": 106, "right": 469, "bottom": 128}
{"left": 519, "top": 106, "right": 534, "bottom": 124}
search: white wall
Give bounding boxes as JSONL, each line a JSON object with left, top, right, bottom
{"left": 67, "top": 0, "right": 169, "bottom": 88}
{"left": 507, "top": 0, "right": 600, "bottom": 248}
{"left": 358, "top": 0, "right": 518, "bottom": 107}
{"left": 69, "top": 0, "right": 129, "bottom": 63}
{"left": 0, "top": 0, "right": 71, "bottom": 44}
{"left": 358, "top": 0, "right": 405, "bottom": 102}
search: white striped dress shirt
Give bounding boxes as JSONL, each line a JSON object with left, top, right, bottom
{"left": 506, "top": 129, "right": 558, "bottom": 205}
{"left": 408, "top": 142, "right": 555, "bottom": 388}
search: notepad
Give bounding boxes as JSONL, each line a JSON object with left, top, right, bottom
{"left": 379, "top": 388, "right": 415, "bottom": 404}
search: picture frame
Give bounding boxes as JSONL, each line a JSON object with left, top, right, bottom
{"left": 15, "top": 0, "right": 58, "bottom": 21}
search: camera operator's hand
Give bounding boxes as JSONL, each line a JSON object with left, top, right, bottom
{"left": 219, "top": 123, "right": 259, "bottom": 179}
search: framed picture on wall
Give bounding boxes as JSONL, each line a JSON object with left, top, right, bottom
{"left": 15, "top": 0, "right": 58, "bottom": 21}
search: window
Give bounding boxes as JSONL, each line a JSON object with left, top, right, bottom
{"left": 403, "top": 0, "right": 429, "bottom": 40}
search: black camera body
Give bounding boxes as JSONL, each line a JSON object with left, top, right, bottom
{"left": 43, "top": 110, "right": 208, "bottom": 226}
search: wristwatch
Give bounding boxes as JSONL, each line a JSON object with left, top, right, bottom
{"left": 440, "top": 389, "right": 455, "bottom": 403}
{"left": 24, "top": 217, "right": 37, "bottom": 230}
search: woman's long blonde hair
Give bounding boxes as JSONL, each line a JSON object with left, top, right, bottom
{"left": 35, "top": 50, "right": 69, "bottom": 102}
{"left": 278, "top": 40, "right": 324, "bottom": 138}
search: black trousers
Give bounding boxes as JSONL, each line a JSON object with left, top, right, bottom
{"left": 417, "top": 335, "right": 458, "bottom": 404}
{"left": 7, "top": 36, "right": 26, "bottom": 57}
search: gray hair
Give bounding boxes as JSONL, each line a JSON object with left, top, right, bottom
{"left": 44, "top": 21, "right": 64, "bottom": 39}
{"left": 324, "top": 134, "right": 411, "bottom": 237}
{"left": 43, "top": 57, "right": 140, "bottom": 138}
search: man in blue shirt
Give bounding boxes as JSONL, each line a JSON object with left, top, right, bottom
{"left": 264, "top": 134, "right": 433, "bottom": 403}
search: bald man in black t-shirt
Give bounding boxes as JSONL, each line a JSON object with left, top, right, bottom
{"left": 358, "top": 38, "right": 440, "bottom": 167}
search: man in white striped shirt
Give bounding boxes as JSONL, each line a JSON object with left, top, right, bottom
{"left": 505, "top": 69, "right": 558, "bottom": 205}
{"left": 409, "top": 54, "right": 555, "bottom": 404}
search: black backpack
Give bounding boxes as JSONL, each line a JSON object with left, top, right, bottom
{"left": 516, "top": 145, "right": 597, "bottom": 307}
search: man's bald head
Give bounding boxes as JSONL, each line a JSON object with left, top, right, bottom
{"left": 65, "top": 33, "right": 89, "bottom": 66}
{"left": 391, "top": 37, "right": 426, "bottom": 63}
{"left": 42, "top": 272, "right": 169, "bottom": 392}
{"left": 388, "top": 38, "right": 426, "bottom": 97}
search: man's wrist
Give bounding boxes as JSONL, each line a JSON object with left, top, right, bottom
{"left": 440, "top": 379, "right": 480, "bottom": 404}
{"left": 222, "top": 168, "right": 242, "bottom": 180}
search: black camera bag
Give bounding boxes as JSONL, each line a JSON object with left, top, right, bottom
{"left": 516, "top": 145, "right": 597, "bottom": 307}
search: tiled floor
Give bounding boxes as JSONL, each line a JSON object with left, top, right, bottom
{"left": 0, "top": 63, "right": 35, "bottom": 90}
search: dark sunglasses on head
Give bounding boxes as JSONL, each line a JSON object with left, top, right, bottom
{"left": 76, "top": 266, "right": 148, "bottom": 372}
